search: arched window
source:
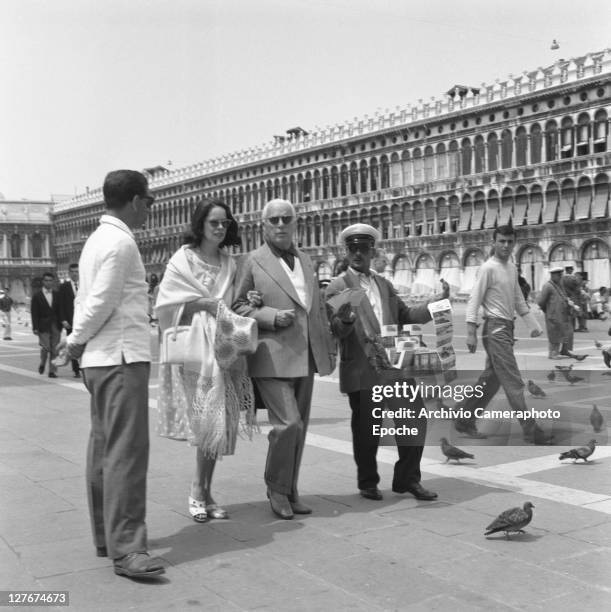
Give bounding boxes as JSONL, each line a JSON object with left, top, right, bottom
{"left": 349, "top": 163, "right": 358, "bottom": 194}
{"left": 322, "top": 169, "right": 330, "bottom": 199}
{"left": 474, "top": 136, "right": 485, "bottom": 173}
{"left": 401, "top": 150, "right": 412, "bottom": 186}
{"left": 413, "top": 148, "right": 423, "bottom": 183}
{"left": 436, "top": 143, "right": 447, "bottom": 178}
{"left": 331, "top": 167, "right": 339, "bottom": 198}
{"left": 501, "top": 129, "right": 513, "bottom": 168}
{"left": 530, "top": 124, "right": 542, "bottom": 164}
{"left": 461, "top": 138, "right": 472, "bottom": 175}
{"left": 11, "top": 234, "right": 21, "bottom": 258}
{"left": 515, "top": 126, "right": 527, "bottom": 166}
{"left": 380, "top": 155, "right": 390, "bottom": 189}
{"left": 359, "top": 160, "right": 368, "bottom": 192}
{"left": 560, "top": 117, "right": 574, "bottom": 158}
{"left": 448, "top": 141, "right": 459, "bottom": 177}
{"left": 576, "top": 113, "right": 590, "bottom": 156}
{"left": 370, "top": 158, "right": 379, "bottom": 191}
{"left": 390, "top": 153, "right": 402, "bottom": 187}
{"left": 487, "top": 133, "right": 498, "bottom": 171}
{"left": 593, "top": 109, "right": 608, "bottom": 153}
{"left": 423, "top": 146, "right": 434, "bottom": 182}
{"left": 339, "top": 165, "right": 348, "bottom": 196}
{"left": 31, "top": 233, "right": 43, "bottom": 258}
{"left": 545, "top": 120, "right": 558, "bottom": 161}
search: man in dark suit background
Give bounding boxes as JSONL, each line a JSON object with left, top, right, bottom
{"left": 326, "top": 224, "right": 448, "bottom": 502}
{"left": 31, "top": 271, "right": 61, "bottom": 378}
{"left": 58, "top": 263, "right": 81, "bottom": 377}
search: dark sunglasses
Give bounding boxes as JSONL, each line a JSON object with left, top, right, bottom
{"left": 266, "top": 216, "right": 294, "bottom": 226}
{"left": 207, "top": 219, "right": 231, "bottom": 229}
{"left": 347, "top": 242, "right": 373, "bottom": 254}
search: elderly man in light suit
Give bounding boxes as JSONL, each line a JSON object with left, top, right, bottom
{"left": 233, "top": 199, "right": 336, "bottom": 520}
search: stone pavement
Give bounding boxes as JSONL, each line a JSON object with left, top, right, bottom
{"left": 1, "top": 308, "right": 610, "bottom": 611}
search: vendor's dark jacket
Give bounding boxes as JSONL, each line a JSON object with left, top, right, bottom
{"left": 325, "top": 269, "right": 431, "bottom": 394}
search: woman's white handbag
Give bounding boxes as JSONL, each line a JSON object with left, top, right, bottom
{"left": 159, "top": 305, "right": 193, "bottom": 365}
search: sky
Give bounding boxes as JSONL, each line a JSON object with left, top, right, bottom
{"left": 1, "top": 0, "right": 609, "bottom": 201}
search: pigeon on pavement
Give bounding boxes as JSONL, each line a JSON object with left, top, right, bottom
{"left": 594, "top": 339, "right": 603, "bottom": 349}
{"left": 565, "top": 373, "right": 585, "bottom": 385}
{"left": 590, "top": 406, "right": 604, "bottom": 433}
{"left": 555, "top": 364, "right": 573, "bottom": 372}
{"left": 527, "top": 380, "right": 546, "bottom": 398}
{"left": 485, "top": 502, "right": 535, "bottom": 538}
{"left": 603, "top": 349, "right": 611, "bottom": 369}
{"left": 440, "top": 437, "right": 475, "bottom": 463}
{"left": 559, "top": 439, "right": 597, "bottom": 462}
{"left": 546, "top": 370, "right": 556, "bottom": 381}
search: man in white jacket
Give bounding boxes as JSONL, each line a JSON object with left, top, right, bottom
{"left": 67, "top": 170, "right": 164, "bottom": 579}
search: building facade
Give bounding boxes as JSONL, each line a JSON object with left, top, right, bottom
{"left": 0, "top": 199, "right": 55, "bottom": 302}
{"left": 53, "top": 49, "right": 611, "bottom": 296}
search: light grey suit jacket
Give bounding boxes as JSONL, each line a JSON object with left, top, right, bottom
{"left": 233, "top": 244, "right": 335, "bottom": 378}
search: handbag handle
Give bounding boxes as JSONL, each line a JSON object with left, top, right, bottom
{"left": 169, "top": 304, "right": 186, "bottom": 340}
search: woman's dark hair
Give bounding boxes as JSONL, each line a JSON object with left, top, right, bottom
{"left": 184, "top": 198, "right": 241, "bottom": 248}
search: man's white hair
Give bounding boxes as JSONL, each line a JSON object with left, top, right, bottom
{"left": 262, "top": 199, "right": 296, "bottom": 219}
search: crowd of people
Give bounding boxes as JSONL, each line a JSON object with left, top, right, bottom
{"left": 15, "top": 168, "right": 606, "bottom": 581}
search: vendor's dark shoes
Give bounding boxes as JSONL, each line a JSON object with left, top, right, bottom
{"left": 454, "top": 420, "right": 487, "bottom": 438}
{"left": 113, "top": 552, "right": 165, "bottom": 579}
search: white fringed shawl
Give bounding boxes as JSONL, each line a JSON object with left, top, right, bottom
{"left": 155, "top": 246, "right": 254, "bottom": 456}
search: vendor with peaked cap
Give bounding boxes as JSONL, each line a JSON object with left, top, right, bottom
{"left": 325, "top": 223, "right": 449, "bottom": 502}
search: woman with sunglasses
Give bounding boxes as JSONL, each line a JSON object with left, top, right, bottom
{"left": 155, "top": 198, "right": 258, "bottom": 522}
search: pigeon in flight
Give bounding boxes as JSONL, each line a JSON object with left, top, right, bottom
{"left": 559, "top": 439, "right": 596, "bottom": 462}
{"left": 590, "top": 406, "right": 604, "bottom": 433}
{"left": 440, "top": 437, "right": 475, "bottom": 463}
{"left": 485, "top": 502, "right": 535, "bottom": 538}
{"left": 527, "top": 380, "right": 546, "bottom": 398}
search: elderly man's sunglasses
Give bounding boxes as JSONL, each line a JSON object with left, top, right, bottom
{"left": 266, "top": 216, "right": 294, "bottom": 226}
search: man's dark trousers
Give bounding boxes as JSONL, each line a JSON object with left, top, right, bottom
{"left": 348, "top": 387, "right": 427, "bottom": 491}
{"left": 82, "top": 361, "right": 150, "bottom": 560}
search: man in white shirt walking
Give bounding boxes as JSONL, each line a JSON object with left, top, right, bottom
{"left": 455, "top": 225, "right": 553, "bottom": 444}
{"left": 66, "top": 170, "right": 164, "bottom": 579}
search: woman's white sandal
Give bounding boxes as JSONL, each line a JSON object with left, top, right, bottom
{"left": 188, "top": 496, "right": 208, "bottom": 523}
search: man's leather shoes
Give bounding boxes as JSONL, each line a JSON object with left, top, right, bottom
{"left": 288, "top": 496, "right": 312, "bottom": 514}
{"left": 74, "top": 371, "right": 81, "bottom": 378}
{"left": 48, "top": 372, "right": 57, "bottom": 378}
{"left": 393, "top": 482, "right": 438, "bottom": 501}
{"left": 113, "top": 552, "right": 165, "bottom": 579}
{"left": 38, "top": 364, "right": 44, "bottom": 374}
{"left": 359, "top": 487, "right": 383, "bottom": 501}
{"left": 96, "top": 546, "right": 108, "bottom": 557}
{"left": 267, "top": 488, "right": 293, "bottom": 520}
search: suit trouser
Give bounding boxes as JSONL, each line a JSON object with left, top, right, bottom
{"left": 82, "top": 362, "right": 150, "bottom": 560}
{"left": 348, "top": 390, "right": 427, "bottom": 491}
{"left": 459, "top": 318, "right": 536, "bottom": 432}
{"left": 38, "top": 324, "right": 60, "bottom": 374}
{"left": 255, "top": 371, "right": 314, "bottom": 497}
{"left": 1, "top": 311, "right": 11, "bottom": 338}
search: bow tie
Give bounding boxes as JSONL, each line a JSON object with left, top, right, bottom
{"left": 266, "top": 240, "right": 298, "bottom": 271}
